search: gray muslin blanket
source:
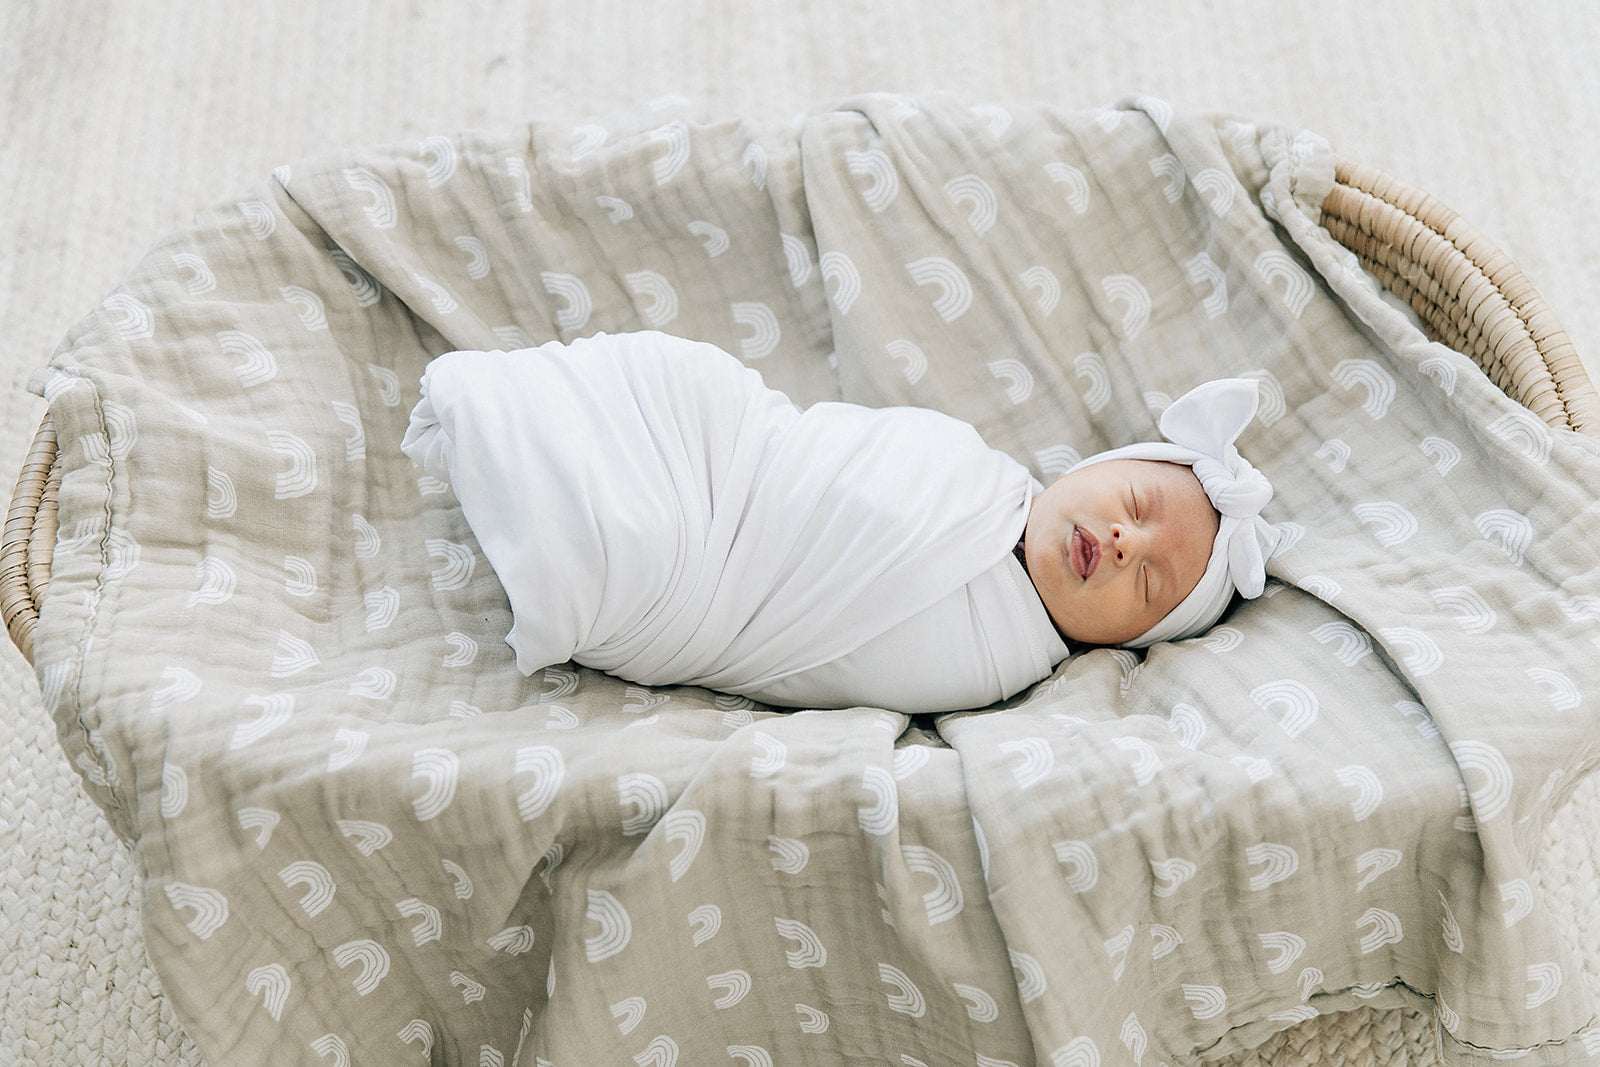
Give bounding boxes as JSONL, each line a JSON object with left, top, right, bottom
{"left": 27, "top": 93, "right": 1600, "bottom": 1063}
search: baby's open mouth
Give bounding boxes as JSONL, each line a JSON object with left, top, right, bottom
{"left": 1071, "top": 526, "right": 1100, "bottom": 580}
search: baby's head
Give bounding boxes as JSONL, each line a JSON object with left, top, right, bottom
{"left": 1023, "top": 377, "right": 1280, "bottom": 649}
{"left": 1024, "top": 458, "right": 1218, "bottom": 646}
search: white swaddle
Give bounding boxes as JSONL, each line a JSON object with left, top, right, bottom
{"left": 401, "top": 331, "right": 1063, "bottom": 710}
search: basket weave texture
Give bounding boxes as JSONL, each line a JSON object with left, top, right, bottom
{"left": 4, "top": 157, "right": 1597, "bottom": 665}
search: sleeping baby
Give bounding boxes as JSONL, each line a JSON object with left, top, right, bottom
{"left": 401, "top": 330, "right": 1278, "bottom": 714}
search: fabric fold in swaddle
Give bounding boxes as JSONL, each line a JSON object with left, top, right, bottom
{"left": 402, "top": 330, "right": 1050, "bottom": 706}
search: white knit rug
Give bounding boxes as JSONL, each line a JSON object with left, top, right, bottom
{"left": 5, "top": 2, "right": 1599, "bottom": 1062}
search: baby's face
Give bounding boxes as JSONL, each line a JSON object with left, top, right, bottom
{"left": 1023, "top": 458, "right": 1219, "bottom": 647}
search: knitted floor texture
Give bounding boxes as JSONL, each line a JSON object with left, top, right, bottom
{"left": 5, "top": 2, "right": 1599, "bottom": 1062}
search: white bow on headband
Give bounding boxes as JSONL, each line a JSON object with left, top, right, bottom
{"left": 1068, "top": 377, "right": 1279, "bottom": 648}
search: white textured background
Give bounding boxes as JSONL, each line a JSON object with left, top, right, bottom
{"left": 4, "top": 2, "right": 1598, "bottom": 1062}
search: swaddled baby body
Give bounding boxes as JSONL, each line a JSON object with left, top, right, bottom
{"left": 402, "top": 331, "right": 1277, "bottom": 713}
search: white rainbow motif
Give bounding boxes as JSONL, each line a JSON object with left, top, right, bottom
{"left": 732, "top": 301, "right": 781, "bottom": 359}
{"left": 742, "top": 142, "right": 767, "bottom": 189}
{"left": 1182, "top": 984, "right": 1227, "bottom": 1021}
{"left": 1073, "top": 352, "right": 1112, "bottom": 413}
{"left": 398, "top": 895, "right": 448, "bottom": 947}
{"left": 1419, "top": 355, "right": 1458, "bottom": 395}
{"left": 1112, "top": 736, "right": 1161, "bottom": 787}
{"left": 1310, "top": 621, "right": 1370, "bottom": 666}
{"left": 1250, "top": 679, "right": 1319, "bottom": 739}
{"left": 266, "top": 431, "right": 317, "bottom": 499}
{"left": 885, "top": 339, "right": 927, "bottom": 384}
{"left": 342, "top": 168, "right": 397, "bottom": 228}
{"left": 1500, "top": 879, "right": 1534, "bottom": 927}
{"left": 1192, "top": 168, "right": 1237, "bottom": 216}
{"left": 420, "top": 135, "right": 457, "bottom": 186}
{"left": 1241, "top": 368, "right": 1287, "bottom": 425}
{"left": 902, "top": 845, "right": 963, "bottom": 925}
{"left": 1331, "top": 359, "right": 1396, "bottom": 419}
{"left": 454, "top": 235, "right": 490, "bottom": 279}
{"left": 970, "top": 102, "right": 1012, "bottom": 137}
{"left": 819, "top": 251, "right": 861, "bottom": 314}
{"left": 515, "top": 745, "right": 565, "bottom": 822}
{"left": 906, "top": 257, "right": 973, "bottom": 321}
{"left": 1246, "top": 842, "right": 1300, "bottom": 891}
{"left": 1049, "top": 1036, "right": 1100, "bottom": 1067}
{"left": 1166, "top": 702, "right": 1207, "bottom": 748}
{"left": 1488, "top": 409, "right": 1553, "bottom": 467}
{"left": 1035, "top": 443, "right": 1083, "bottom": 478}
{"left": 1298, "top": 575, "right": 1342, "bottom": 601}
{"left": 1528, "top": 667, "right": 1581, "bottom": 711}
{"left": 707, "top": 970, "right": 753, "bottom": 1010}
{"left": 570, "top": 123, "right": 608, "bottom": 160}
{"left": 540, "top": 272, "right": 593, "bottom": 331}
{"left": 794, "top": 1004, "right": 829, "bottom": 1034}
{"left": 1527, "top": 962, "right": 1563, "bottom": 1010}
{"left": 1009, "top": 949, "right": 1047, "bottom": 1003}
{"left": 987, "top": 358, "right": 1034, "bottom": 405}
{"left": 1335, "top": 765, "right": 1384, "bottom": 821}
{"left": 1053, "top": 840, "right": 1098, "bottom": 893}
{"left": 1430, "top": 586, "right": 1497, "bottom": 633}
{"left": 1199, "top": 626, "right": 1244, "bottom": 653}
{"left": 165, "top": 882, "right": 229, "bottom": 939}
{"left": 649, "top": 120, "right": 690, "bottom": 184}
{"left": 152, "top": 666, "right": 202, "bottom": 713}
{"left": 584, "top": 889, "right": 632, "bottom": 962}
{"left": 749, "top": 732, "right": 787, "bottom": 778}
{"left": 780, "top": 234, "right": 813, "bottom": 287}
{"left": 1353, "top": 501, "right": 1418, "bottom": 548}
{"left": 1259, "top": 931, "right": 1306, "bottom": 975}
{"left": 246, "top": 964, "right": 291, "bottom": 1022}
{"left": 954, "top": 984, "right": 998, "bottom": 1023}
{"left": 1185, "top": 253, "right": 1228, "bottom": 318}
{"left": 687, "top": 220, "right": 728, "bottom": 256}
{"left": 617, "top": 772, "right": 668, "bottom": 835}
{"left": 348, "top": 666, "right": 395, "bottom": 701}
{"left": 1100, "top": 274, "right": 1150, "bottom": 339}
{"left": 1377, "top": 627, "right": 1444, "bottom": 676}
{"left": 279, "top": 861, "right": 336, "bottom": 917}
{"left": 491, "top": 927, "right": 538, "bottom": 961}
{"left": 1355, "top": 847, "right": 1402, "bottom": 891}
{"left": 767, "top": 835, "right": 809, "bottom": 875}
{"left": 232, "top": 694, "right": 295, "bottom": 749}
{"left": 774, "top": 917, "right": 827, "bottom": 968}
{"left": 1474, "top": 508, "right": 1533, "bottom": 565}
{"left": 237, "top": 807, "right": 279, "bottom": 849}
{"left": 327, "top": 729, "right": 367, "bottom": 772}
{"left": 660, "top": 810, "right": 704, "bottom": 882}
{"left": 1254, "top": 251, "right": 1313, "bottom": 318}
{"left": 688, "top": 904, "right": 721, "bottom": 947}
{"left": 945, "top": 173, "right": 998, "bottom": 234}
{"left": 411, "top": 747, "right": 459, "bottom": 821}
{"left": 237, "top": 200, "right": 276, "bottom": 239}
{"left": 999, "top": 737, "right": 1054, "bottom": 789}
{"left": 281, "top": 285, "right": 329, "bottom": 330}
{"left": 412, "top": 273, "right": 458, "bottom": 316}
{"left": 426, "top": 539, "right": 475, "bottom": 591}
{"left": 362, "top": 587, "right": 398, "bottom": 632}
{"left": 892, "top": 746, "right": 930, "bottom": 781}
{"left": 1044, "top": 161, "right": 1091, "bottom": 214}
{"left": 330, "top": 401, "right": 365, "bottom": 461}
{"left": 205, "top": 467, "right": 237, "bottom": 519}
{"left": 328, "top": 248, "right": 380, "bottom": 307}
{"left": 625, "top": 270, "right": 679, "bottom": 326}
{"left": 878, "top": 963, "right": 926, "bottom": 1017}
{"left": 172, "top": 252, "right": 216, "bottom": 296}
{"left": 1020, "top": 265, "right": 1061, "bottom": 315}
{"left": 366, "top": 363, "right": 401, "bottom": 406}
{"left": 596, "top": 195, "right": 633, "bottom": 223}
{"left": 188, "top": 556, "right": 237, "bottom": 608}
{"left": 1148, "top": 154, "right": 1185, "bottom": 203}
{"left": 1314, "top": 438, "right": 1350, "bottom": 473}
{"left": 1150, "top": 856, "right": 1196, "bottom": 899}
{"left": 1356, "top": 908, "right": 1403, "bottom": 954}
{"left": 220, "top": 330, "right": 277, "bottom": 387}
{"left": 1151, "top": 924, "right": 1184, "bottom": 960}
{"left": 333, "top": 939, "right": 390, "bottom": 996}
{"left": 1437, "top": 890, "right": 1464, "bottom": 953}
{"left": 846, "top": 148, "right": 899, "bottom": 211}
{"left": 103, "top": 293, "right": 155, "bottom": 340}
{"left": 858, "top": 764, "right": 898, "bottom": 835}
{"left": 1449, "top": 739, "right": 1512, "bottom": 822}
{"left": 449, "top": 971, "right": 486, "bottom": 1005}
{"left": 1395, "top": 700, "right": 1439, "bottom": 739}
{"left": 337, "top": 818, "right": 391, "bottom": 856}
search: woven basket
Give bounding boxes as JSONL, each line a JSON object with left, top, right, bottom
{"left": 5, "top": 158, "right": 1598, "bottom": 665}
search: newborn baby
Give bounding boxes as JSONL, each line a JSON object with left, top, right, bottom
{"left": 402, "top": 331, "right": 1277, "bottom": 713}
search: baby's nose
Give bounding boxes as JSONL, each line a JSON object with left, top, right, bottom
{"left": 1110, "top": 524, "right": 1144, "bottom": 564}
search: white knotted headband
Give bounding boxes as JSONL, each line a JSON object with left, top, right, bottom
{"left": 1068, "top": 377, "right": 1279, "bottom": 648}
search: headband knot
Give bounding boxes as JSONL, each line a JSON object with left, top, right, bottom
{"left": 1068, "top": 377, "right": 1279, "bottom": 647}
